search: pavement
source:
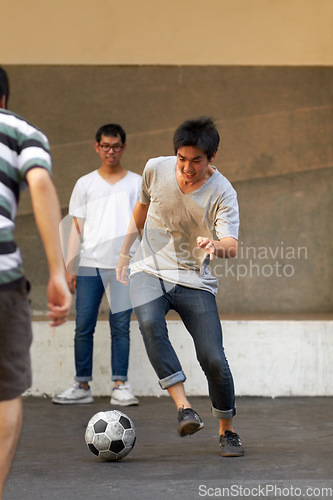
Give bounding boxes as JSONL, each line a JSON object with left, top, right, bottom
{"left": 5, "top": 396, "right": 333, "bottom": 500}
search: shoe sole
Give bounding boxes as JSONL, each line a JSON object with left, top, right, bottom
{"left": 178, "top": 420, "right": 204, "bottom": 437}
{"left": 110, "top": 398, "right": 139, "bottom": 406}
{"left": 220, "top": 450, "right": 245, "bottom": 457}
{"left": 52, "top": 397, "right": 94, "bottom": 404}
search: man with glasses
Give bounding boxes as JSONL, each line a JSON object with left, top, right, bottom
{"left": 53, "top": 124, "right": 142, "bottom": 406}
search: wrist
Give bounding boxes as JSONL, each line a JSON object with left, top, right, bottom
{"left": 119, "top": 253, "right": 131, "bottom": 260}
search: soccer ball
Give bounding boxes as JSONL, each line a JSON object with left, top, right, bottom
{"left": 85, "top": 410, "right": 136, "bottom": 461}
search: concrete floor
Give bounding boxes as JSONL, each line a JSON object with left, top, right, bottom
{"left": 5, "top": 396, "right": 333, "bottom": 500}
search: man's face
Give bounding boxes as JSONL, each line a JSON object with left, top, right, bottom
{"left": 95, "top": 134, "right": 126, "bottom": 167}
{"left": 176, "top": 146, "right": 215, "bottom": 185}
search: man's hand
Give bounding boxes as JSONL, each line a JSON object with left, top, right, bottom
{"left": 47, "top": 274, "right": 72, "bottom": 327}
{"left": 197, "top": 236, "right": 215, "bottom": 261}
{"left": 66, "top": 270, "right": 77, "bottom": 294}
{"left": 116, "top": 254, "right": 131, "bottom": 285}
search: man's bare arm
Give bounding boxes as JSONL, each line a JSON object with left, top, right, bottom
{"left": 65, "top": 216, "right": 84, "bottom": 293}
{"left": 116, "top": 201, "right": 149, "bottom": 285}
{"left": 26, "top": 168, "right": 72, "bottom": 326}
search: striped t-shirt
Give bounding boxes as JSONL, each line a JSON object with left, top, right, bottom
{"left": 0, "top": 108, "right": 52, "bottom": 287}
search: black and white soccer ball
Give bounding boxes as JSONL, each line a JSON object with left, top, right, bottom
{"left": 85, "top": 410, "right": 136, "bottom": 461}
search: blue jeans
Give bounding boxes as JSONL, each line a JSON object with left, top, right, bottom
{"left": 130, "top": 272, "right": 236, "bottom": 419}
{"left": 74, "top": 267, "right": 132, "bottom": 383}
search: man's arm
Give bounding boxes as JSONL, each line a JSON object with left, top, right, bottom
{"left": 65, "top": 216, "right": 84, "bottom": 293}
{"left": 116, "top": 200, "right": 149, "bottom": 285}
{"left": 197, "top": 236, "right": 238, "bottom": 260}
{"left": 26, "top": 168, "right": 72, "bottom": 326}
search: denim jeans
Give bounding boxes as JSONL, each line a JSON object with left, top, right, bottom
{"left": 130, "top": 272, "right": 236, "bottom": 419}
{"left": 74, "top": 267, "right": 132, "bottom": 383}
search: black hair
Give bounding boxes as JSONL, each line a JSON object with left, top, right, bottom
{"left": 95, "top": 123, "right": 126, "bottom": 144}
{"left": 0, "top": 66, "right": 9, "bottom": 105}
{"left": 173, "top": 116, "right": 220, "bottom": 160}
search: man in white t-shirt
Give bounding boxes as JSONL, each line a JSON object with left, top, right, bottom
{"left": 53, "top": 124, "right": 141, "bottom": 406}
{"left": 117, "top": 117, "right": 245, "bottom": 457}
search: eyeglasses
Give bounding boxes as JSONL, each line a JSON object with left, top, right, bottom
{"left": 98, "top": 143, "right": 123, "bottom": 153}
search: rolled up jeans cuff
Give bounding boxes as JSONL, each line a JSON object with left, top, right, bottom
{"left": 111, "top": 375, "right": 127, "bottom": 382}
{"left": 75, "top": 376, "right": 92, "bottom": 383}
{"left": 159, "top": 371, "right": 186, "bottom": 390}
{"left": 211, "top": 405, "right": 237, "bottom": 419}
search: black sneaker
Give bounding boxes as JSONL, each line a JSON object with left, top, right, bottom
{"left": 219, "top": 430, "right": 245, "bottom": 457}
{"left": 177, "top": 408, "right": 204, "bottom": 437}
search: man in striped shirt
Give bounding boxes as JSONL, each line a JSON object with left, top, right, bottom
{"left": 0, "top": 66, "right": 71, "bottom": 499}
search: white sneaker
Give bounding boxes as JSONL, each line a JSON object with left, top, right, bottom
{"left": 52, "top": 383, "right": 93, "bottom": 404}
{"left": 110, "top": 383, "right": 139, "bottom": 406}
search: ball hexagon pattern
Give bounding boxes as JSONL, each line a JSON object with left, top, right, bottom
{"left": 85, "top": 410, "right": 136, "bottom": 461}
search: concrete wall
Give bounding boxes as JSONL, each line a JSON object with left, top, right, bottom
{"left": 1, "top": 1, "right": 332, "bottom": 315}
{"left": 26, "top": 319, "right": 333, "bottom": 398}
{"left": 2, "top": 1, "right": 332, "bottom": 398}
{"left": 1, "top": 0, "right": 332, "bottom": 66}
{"left": 8, "top": 65, "right": 332, "bottom": 315}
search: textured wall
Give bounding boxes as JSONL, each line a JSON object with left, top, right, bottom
{"left": 2, "top": 0, "right": 332, "bottom": 65}
{"left": 5, "top": 65, "right": 332, "bottom": 314}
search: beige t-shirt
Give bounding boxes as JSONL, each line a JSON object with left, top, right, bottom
{"left": 130, "top": 156, "right": 239, "bottom": 295}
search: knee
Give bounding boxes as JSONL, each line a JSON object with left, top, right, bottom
{"left": 136, "top": 315, "right": 167, "bottom": 350}
{"left": 198, "top": 353, "right": 230, "bottom": 380}
{"left": 74, "top": 322, "right": 95, "bottom": 339}
{"left": 135, "top": 306, "right": 160, "bottom": 334}
{"left": 138, "top": 316, "right": 161, "bottom": 340}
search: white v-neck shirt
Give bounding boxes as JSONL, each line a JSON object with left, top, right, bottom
{"left": 69, "top": 170, "right": 142, "bottom": 268}
{"left": 131, "top": 156, "right": 239, "bottom": 295}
